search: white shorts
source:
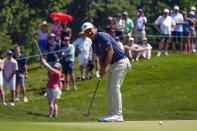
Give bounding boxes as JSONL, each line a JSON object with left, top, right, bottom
{"left": 0, "top": 71, "right": 3, "bottom": 86}
{"left": 78, "top": 55, "right": 89, "bottom": 66}
{"left": 3, "top": 77, "right": 16, "bottom": 91}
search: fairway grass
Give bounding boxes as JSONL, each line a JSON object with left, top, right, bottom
{"left": 1, "top": 120, "right": 197, "bottom": 131}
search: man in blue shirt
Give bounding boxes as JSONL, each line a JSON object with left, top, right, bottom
{"left": 14, "top": 46, "right": 28, "bottom": 103}
{"left": 61, "top": 37, "right": 77, "bottom": 91}
{"left": 81, "top": 22, "right": 131, "bottom": 122}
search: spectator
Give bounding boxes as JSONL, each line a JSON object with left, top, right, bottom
{"left": 0, "top": 59, "right": 6, "bottom": 105}
{"left": 46, "top": 33, "right": 60, "bottom": 68}
{"left": 134, "top": 8, "right": 147, "bottom": 44}
{"left": 81, "top": 22, "right": 131, "bottom": 122}
{"left": 115, "top": 37, "right": 125, "bottom": 52}
{"left": 154, "top": 9, "right": 176, "bottom": 56}
{"left": 33, "top": 21, "right": 49, "bottom": 68}
{"left": 119, "top": 35, "right": 126, "bottom": 45}
{"left": 123, "top": 11, "right": 134, "bottom": 44}
{"left": 171, "top": 5, "right": 184, "bottom": 53}
{"left": 189, "top": 11, "right": 197, "bottom": 53}
{"left": 73, "top": 32, "right": 92, "bottom": 80}
{"left": 50, "top": 18, "right": 63, "bottom": 42}
{"left": 41, "top": 59, "right": 61, "bottom": 118}
{"left": 105, "top": 17, "right": 115, "bottom": 37}
{"left": 182, "top": 11, "right": 192, "bottom": 53}
{"left": 61, "top": 21, "right": 72, "bottom": 40}
{"left": 125, "top": 37, "right": 144, "bottom": 62}
{"left": 3, "top": 50, "right": 18, "bottom": 106}
{"left": 14, "top": 46, "right": 28, "bottom": 103}
{"left": 115, "top": 13, "right": 125, "bottom": 37}
{"left": 190, "top": 7, "right": 197, "bottom": 52}
{"left": 61, "top": 37, "right": 77, "bottom": 90}
{"left": 140, "top": 37, "right": 152, "bottom": 59}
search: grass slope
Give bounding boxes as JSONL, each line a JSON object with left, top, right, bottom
{"left": 1, "top": 51, "right": 197, "bottom": 123}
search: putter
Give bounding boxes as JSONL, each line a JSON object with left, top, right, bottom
{"left": 83, "top": 78, "right": 101, "bottom": 117}
{"left": 34, "top": 40, "right": 43, "bottom": 58}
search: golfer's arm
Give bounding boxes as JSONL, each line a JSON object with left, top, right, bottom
{"left": 43, "top": 62, "right": 56, "bottom": 73}
{"left": 102, "top": 46, "right": 114, "bottom": 69}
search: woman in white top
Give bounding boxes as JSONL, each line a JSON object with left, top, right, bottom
{"left": 33, "top": 21, "right": 49, "bottom": 67}
{"left": 115, "top": 13, "right": 125, "bottom": 37}
{"left": 0, "top": 59, "right": 6, "bottom": 105}
{"left": 140, "top": 37, "right": 152, "bottom": 59}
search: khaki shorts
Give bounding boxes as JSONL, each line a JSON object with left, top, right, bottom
{"left": 46, "top": 87, "right": 61, "bottom": 101}
{"left": 135, "top": 30, "right": 146, "bottom": 42}
{"left": 16, "top": 72, "right": 25, "bottom": 84}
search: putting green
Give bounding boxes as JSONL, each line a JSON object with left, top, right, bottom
{"left": 1, "top": 120, "right": 197, "bottom": 131}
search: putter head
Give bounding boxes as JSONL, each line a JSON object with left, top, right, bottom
{"left": 83, "top": 113, "right": 89, "bottom": 117}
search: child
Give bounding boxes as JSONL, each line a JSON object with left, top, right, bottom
{"left": 41, "top": 58, "right": 61, "bottom": 118}
{"left": 140, "top": 37, "right": 152, "bottom": 59}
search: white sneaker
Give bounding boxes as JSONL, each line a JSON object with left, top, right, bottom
{"left": 10, "top": 102, "right": 15, "bottom": 106}
{"left": 164, "top": 51, "right": 168, "bottom": 56}
{"left": 135, "top": 58, "right": 139, "bottom": 62}
{"left": 44, "top": 92, "right": 47, "bottom": 97}
{"left": 15, "top": 97, "right": 20, "bottom": 102}
{"left": 157, "top": 51, "right": 161, "bottom": 56}
{"left": 97, "top": 113, "right": 113, "bottom": 122}
{"left": 3, "top": 102, "right": 7, "bottom": 106}
{"left": 104, "top": 114, "right": 124, "bottom": 122}
{"left": 23, "top": 97, "right": 28, "bottom": 103}
{"left": 96, "top": 71, "right": 100, "bottom": 78}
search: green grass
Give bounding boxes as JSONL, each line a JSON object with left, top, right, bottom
{"left": 1, "top": 51, "right": 197, "bottom": 130}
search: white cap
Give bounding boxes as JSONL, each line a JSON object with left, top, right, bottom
{"left": 189, "top": 11, "right": 195, "bottom": 16}
{"left": 174, "top": 5, "right": 179, "bottom": 10}
{"left": 143, "top": 37, "right": 147, "bottom": 41}
{"left": 50, "top": 33, "right": 56, "bottom": 38}
{"left": 191, "top": 6, "right": 196, "bottom": 11}
{"left": 164, "top": 9, "right": 169, "bottom": 13}
{"left": 81, "top": 22, "right": 94, "bottom": 33}
{"left": 129, "top": 37, "right": 134, "bottom": 41}
{"left": 53, "top": 63, "right": 61, "bottom": 68}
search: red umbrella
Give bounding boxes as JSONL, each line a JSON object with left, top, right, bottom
{"left": 49, "top": 12, "right": 73, "bottom": 22}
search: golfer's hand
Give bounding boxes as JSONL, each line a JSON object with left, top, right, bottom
{"left": 41, "top": 59, "right": 47, "bottom": 65}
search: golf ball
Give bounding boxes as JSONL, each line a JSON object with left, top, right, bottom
{"left": 159, "top": 121, "right": 163, "bottom": 125}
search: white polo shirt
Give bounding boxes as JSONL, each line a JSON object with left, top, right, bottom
{"left": 154, "top": 15, "right": 176, "bottom": 34}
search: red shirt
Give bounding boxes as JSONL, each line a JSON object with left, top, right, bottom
{"left": 47, "top": 70, "right": 61, "bottom": 89}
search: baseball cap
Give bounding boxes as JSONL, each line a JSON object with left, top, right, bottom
{"left": 53, "top": 63, "right": 61, "bottom": 68}
{"left": 143, "top": 37, "right": 147, "bottom": 41}
{"left": 123, "top": 11, "right": 128, "bottom": 15}
{"left": 108, "top": 16, "right": 113, "bottom": 20}
{"left": 117, "top": 13, "right": 122, "bottom": 17}
{"left": 164, "top": 9, "right": 169, "bottom": 13}
{"left": 191, "top": 6, "right": 196, "bottom": 11}
{"left": 62, "top": 36, "right": 70, "bottom": 41}
{"left": 138, "top": 8, "right": 143, "bottom": 13}
{"left": 115, "top": 36, "right": 119, "bottom": 40}
{"left": 7, "top": 50, "right": 13, "bottom": 55}
{"left": 174, "top": 5, "right": 179, "bottom": 10}
{"left": 81, "top": 22, "right": 94, "bottom": 33}
{"left": 50, "top": 33, "right": 56, "bottom": 38}
{"left": 129, "top": 37, "right": 134, "bottom": 41}
{"left": 189, "top": 11, "right": 195, "bottom": 16}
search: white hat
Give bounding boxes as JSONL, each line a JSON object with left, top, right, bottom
{"left": 191, "top": 6, "right": 196, "bottom": 11}
{"left": 50, "top": 33, "right": 56, "bottom": 38}
{"left": 143, "top": 37, "right": 147, "bottom": 41}
{"left": 129, "top": 37, "right": 134, "bottom": 41}
{"left": 164, "top": 9, "right": 169, "bottom": 13}
{"left": 53, "top": 63, "right": 61, "bottom": 68}
{"left": 174, "top": 5, "right": 179, "bottom": 10}
{"left": 81, "top": 22, "right": 94, "bottom": 33}
{"left": 189, "top": 11, "right": 195, "bottom": 16}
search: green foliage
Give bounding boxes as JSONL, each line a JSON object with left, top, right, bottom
{"left": 0, "top": 0, "right": 197, "bottom": 61}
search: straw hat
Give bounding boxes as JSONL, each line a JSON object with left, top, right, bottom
{"left": 40, "top": 21, "right": 49, "bottom": 28}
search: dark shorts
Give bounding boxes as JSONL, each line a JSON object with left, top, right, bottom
{"left": 62, "top": 61, "right": 74, "bottom": 75}
{"left": 115, "top": 31, "right": 123, "bottom": 37}
{"left": 183, "top": 32, "right": 191, "bottom": 39}
{"left": 16, "top": 72, "right": 25, "bottom": 84}
{"left": 160, "top": 34, "right": 171, "bottom": 43}
{"left": 172, "top": 31, "right": 183, "bottom": 42}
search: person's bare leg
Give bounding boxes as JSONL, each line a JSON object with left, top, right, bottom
{"left": 70, "top": 74, "right": 77, "bottom": 90}
{"left": 179, "top": 41, "right": 183, "bottom": 53}
{"left": 54, "top": 99, "right": 58, "bottom": 117}
{"left": 159, "top": 42, "right": 164, "bottom": 52}
{"left": 80, "top": 65, "right": 84, "bottom": 79}
{"left": 20, "top": 83, "right": 26, "bottom": 98}
{"left": 16, "top": 83, "right": 19, "bottom": 98}
{"left": 187, "top": 38, "right": 190, "bottom": 53}
{"left": 172, "top": 41, "right": 176, "bottom": 53}
{"left": 65, "top": 74, "right": 69, "bottom": 90}
{"left": 48, "top": 99, "right": 54, "bottom": 118}
{"left": 164, "top": 42, "right": 168, "bottom": 52}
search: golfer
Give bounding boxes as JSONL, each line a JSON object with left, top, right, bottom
{"left": 41, "top": 58, "right": 61, "bottom": 118}
{"left": 81, "top": 22, "right": 131, "bottom": 122}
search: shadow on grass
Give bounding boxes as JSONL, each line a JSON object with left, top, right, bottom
{"left": 28, "top": 112, "right": 48, "bottom": 117}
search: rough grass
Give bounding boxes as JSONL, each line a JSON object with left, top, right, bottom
{"left": 1, "top": 51, "right": 197, "bottom": 123}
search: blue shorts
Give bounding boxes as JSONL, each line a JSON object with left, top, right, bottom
{"left": 172, "top": 31, "right": 183, "bottom": 42}
{"left": 62, "top": 61, "right": 74, "bottom": 75}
